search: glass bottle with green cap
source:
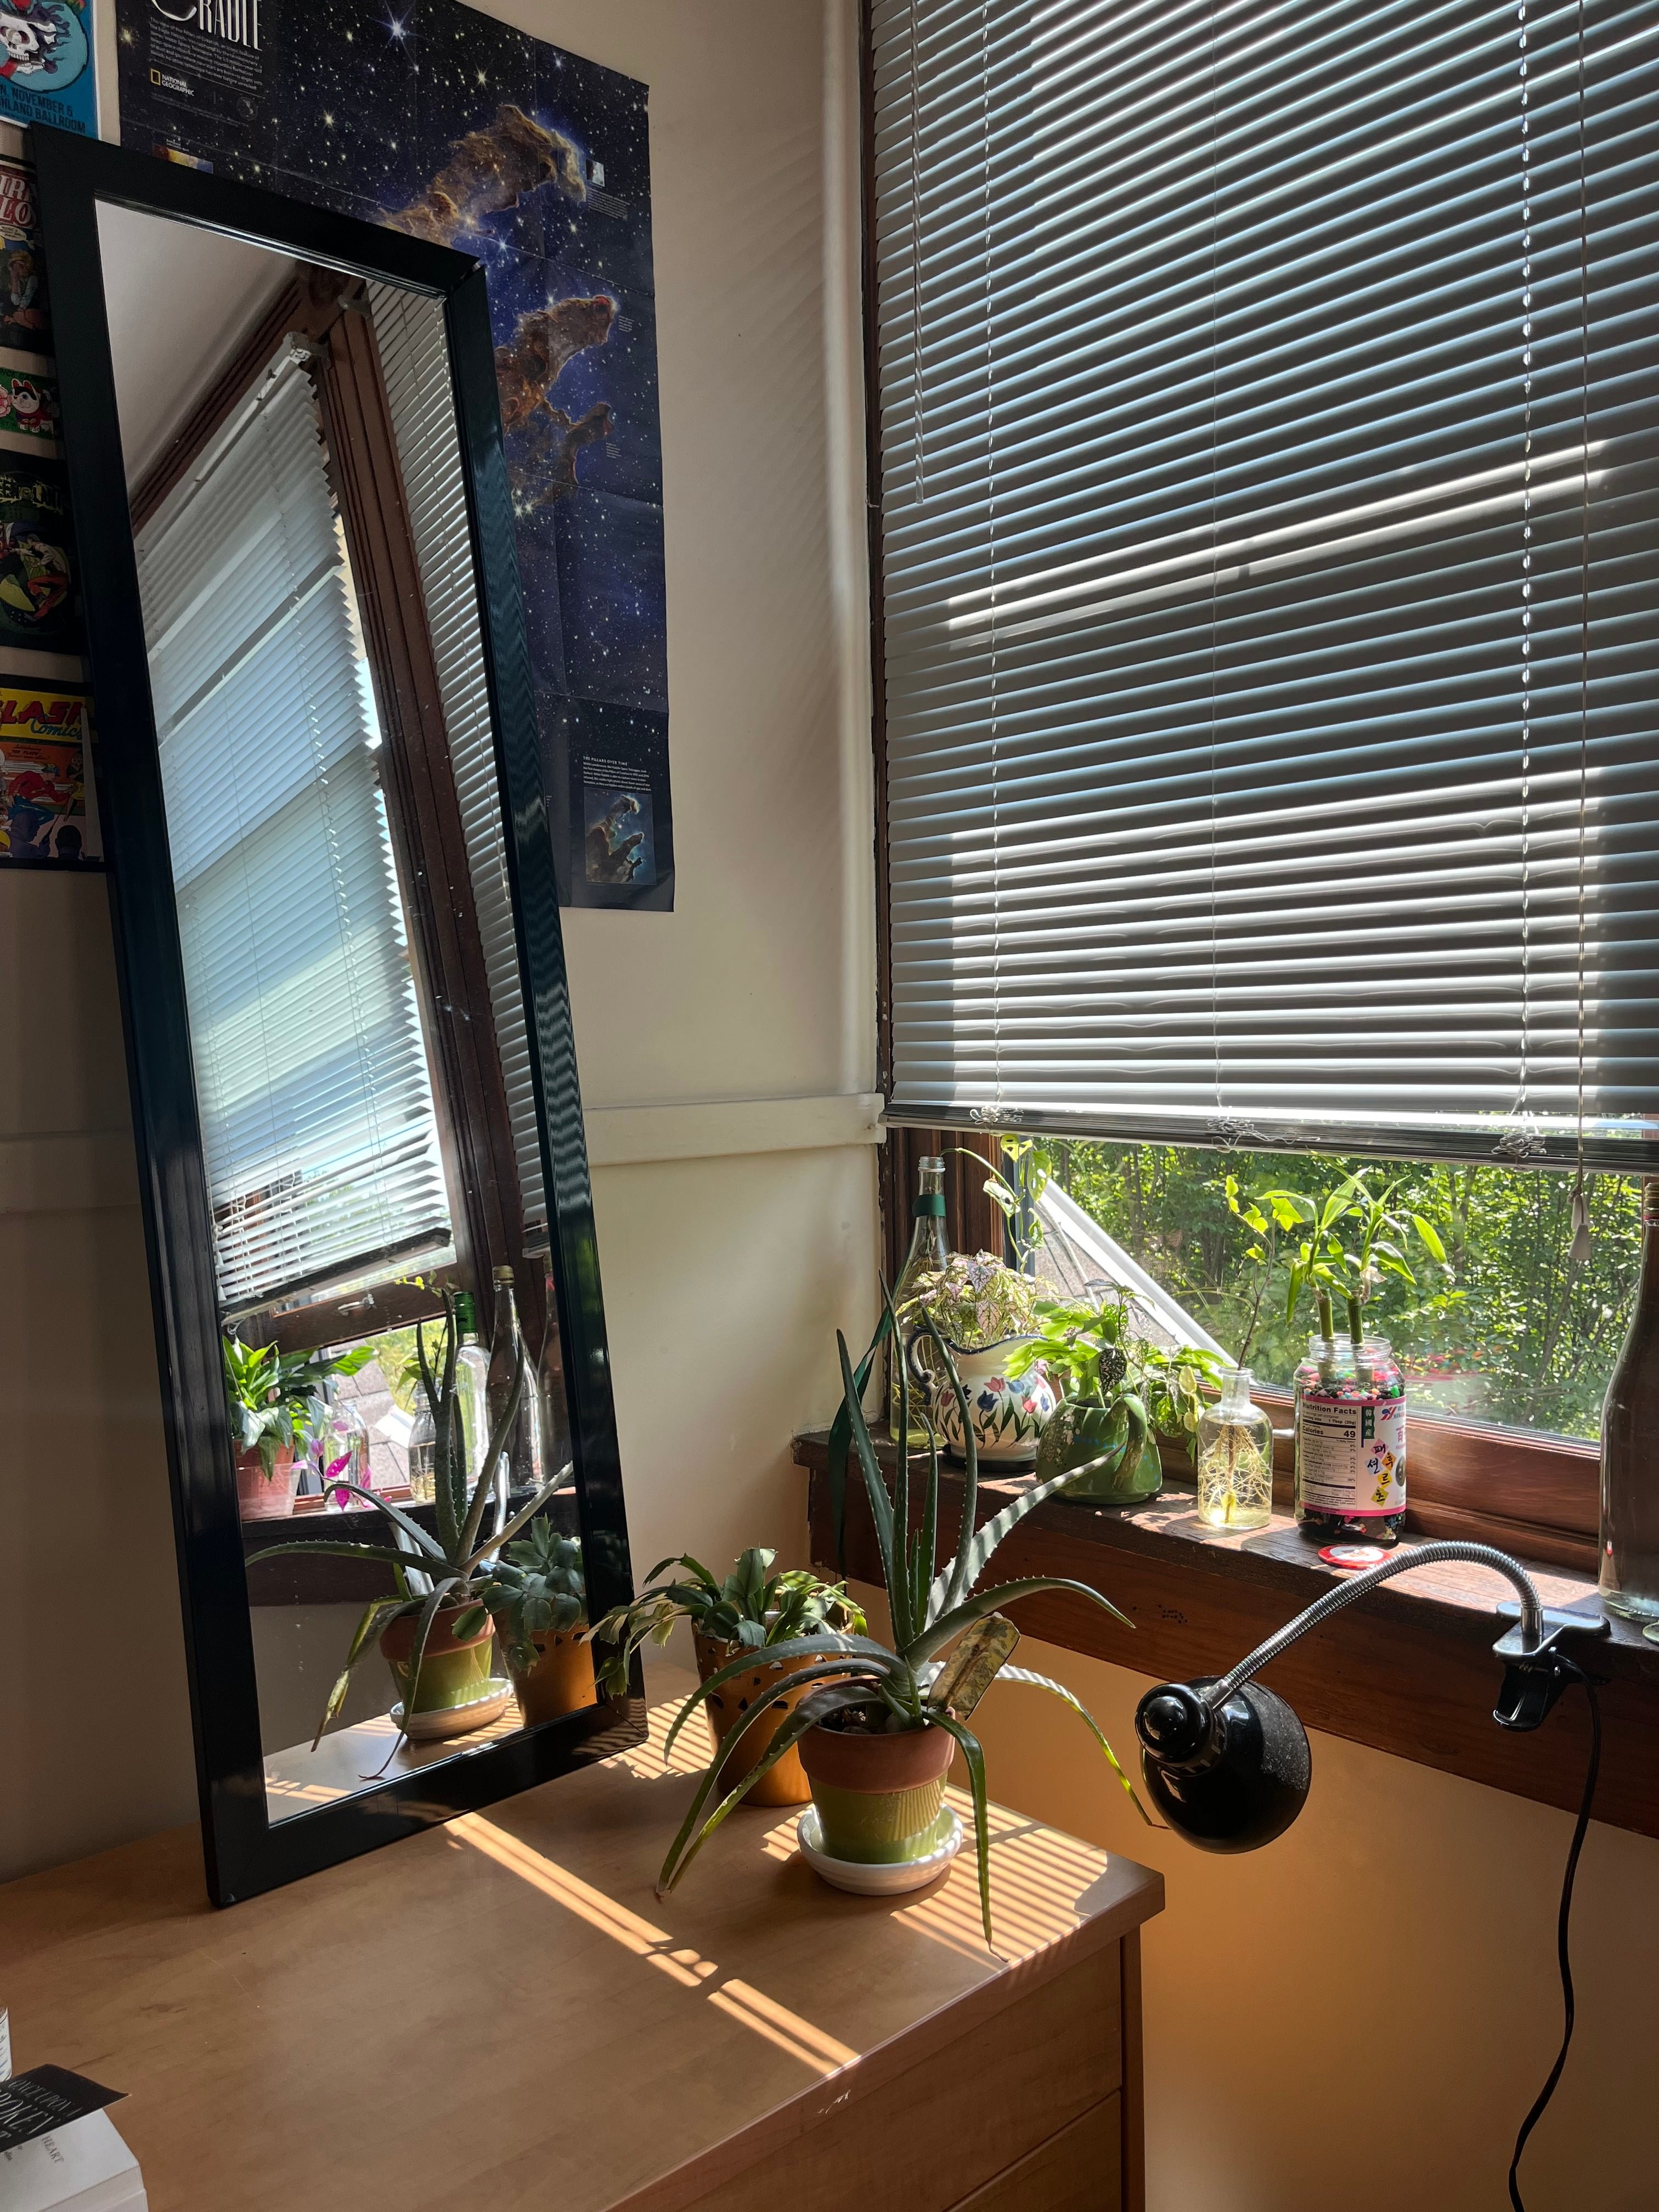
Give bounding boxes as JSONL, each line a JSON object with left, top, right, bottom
{"left": 890, "top": 1154, "right": 949, "bottom": 1444}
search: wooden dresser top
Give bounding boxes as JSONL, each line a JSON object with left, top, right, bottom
{"left": 0, "top": 1673, "right": 1162, "bottom": 2212}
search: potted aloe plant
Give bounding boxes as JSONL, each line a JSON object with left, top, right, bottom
{"left": 896, "top": 1251, "right": 1057, "bottom": 1466}
{"left": 256, "top": 1290, "right": 567, "bottom": 1745}
{"left": 593, "top": 1551, "right": 865, "bottom": 1807}
{"left": 477, "top": 1519, "right": 596, "bottom": 1726}
{"left": 222, "top": 1334, "right": 373, "bottom": 1521}
{"left": 1009, "top": 1291, "right": 1222, "bottom": 1506}
{"left": 655, "top": 1297, "right": 1147, "bottom": 1943}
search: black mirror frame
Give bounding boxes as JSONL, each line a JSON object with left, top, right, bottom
{"left": 33, "top": 131, "right": 644, "bottom": 1905}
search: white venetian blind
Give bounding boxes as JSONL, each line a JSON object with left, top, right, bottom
{"left": 367, "top": 281, "right": 548, "bottom": 1243}
{"left": 140, "top": 344, "right": 452, "bottom": 1310}
{"left": 875, "top": 0, "right": 1659, "bottom": 1165}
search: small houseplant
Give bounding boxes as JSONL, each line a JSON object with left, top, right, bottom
{"left": 476, "top": 1518, "right": 596, "bottom": 1726}
{"left": 593, "top": 1550, "right": 866, "bottom": 1807}
{"left": 897, "top": 1250, "right": 1056, "bottom": 1465}
{"left": 222, "top": 1334, "right": 373, "bottom": 1520}
{"left": 654, "top": 1297, "right": 1146, "bottom": 1943}
{"left": 1008, "top": 1292, "right": 1223, "bottom": 1505}
{"left": 257, "top": 1291, "right": 564, "bottom": 1743}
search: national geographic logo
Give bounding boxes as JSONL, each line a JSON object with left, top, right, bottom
{"left": 149, "top": 0, "right": 259, "bottom": 48}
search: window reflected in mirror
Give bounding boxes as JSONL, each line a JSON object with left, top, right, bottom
{"left": 99, "top": 200, "right": 596, "bottom": 1824}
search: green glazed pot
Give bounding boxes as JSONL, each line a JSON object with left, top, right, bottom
{"left": 380, "top": 1605, "right": 496, "bottom": 1716}
{"left": 1037, "top": 1400, "right": 1164, "bottom": 1506}
{"left": 798, "top": 1722, "right": 956, "bottom": 1865}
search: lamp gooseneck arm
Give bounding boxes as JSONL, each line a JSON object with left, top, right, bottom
{"left": 1204, "top": 1541, "right": 1545, "bottom": 1711}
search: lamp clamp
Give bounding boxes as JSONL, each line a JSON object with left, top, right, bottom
{"left": 1491, "top": 1602, "right": 1610, "bottom": 1733}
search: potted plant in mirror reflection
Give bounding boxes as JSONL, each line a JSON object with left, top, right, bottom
{"left": 476, "top": 1519, "right": 597, "bottom": 1727}
{"left": 592, "top": 1550, "right": 866, "bottom": 1808}
{"left": 256, "top": 1289, "right": 572, "bottom": 1750}
{"left": 1005, "top": 1289, "right": 1221, "bottom": 1508}
{"left": 654, "top": 1297, "right": 1148, "bottom": 1945}
{"left": 222, "top": 1335, "right": 375, "bottom": 1522}
{"left": 895, "top": 1251, "right": 1056, "bottom": 1466}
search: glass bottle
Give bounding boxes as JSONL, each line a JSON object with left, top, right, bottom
{"left": 1599, "top": 1177, "right": 1659, "bottom": 1622}
{"left": 406, "top": 1400, "right": 437, "bottom": 1503}
{"left": 890, "top": 1155, "right": 949, "bottom": 1442}
{"left": 1293, "top": 1333, "right": 1406, "bottom": 1545}
{"left": 490, "top": 1263, "right": 546, "bottom": 1502}
{"left": 453, "top": 1289, "right": 493, "bottom": 1502}
{"left": 1197, "top": 1366, "right": 1274, "bottom": 1530}
{"left": 317, "top": 1393, "right": 370, "bottom": 1510}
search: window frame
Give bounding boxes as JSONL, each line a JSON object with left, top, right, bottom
{"left": 857, "top": 0, "right": 1602, "bottom": 1565}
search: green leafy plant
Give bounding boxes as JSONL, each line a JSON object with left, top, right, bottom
{"left": 653, "top": 1295, "right": 1148, "bottom": 1944}
{"left": 1006, "top": 1290, "right": 1223, "bottom": 1453}
{"left": 476, "top": 1519, "right": 586, "bottom": 1672}
{"left": 255, "top": 1288, "right": 565, "bottom": 1744}
{"left": 591, "top": 1548, "right": 865, "bottom": 1699}
{"left": 896, "top": 1250, "right": 1043, "bottom": 1351}
{"left": 222, "top": 1334, "right": 374, "bottom": 1479}
{"left": 963, "top": 1137, "right": 1057, "bottom": 1272}
{"left": 1255, "top": 1171, "right": 1447, "bottom": 1381}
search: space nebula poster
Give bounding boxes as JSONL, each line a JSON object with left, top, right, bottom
{"left": 115, "top": 0, "right": 672, "bottom": 909}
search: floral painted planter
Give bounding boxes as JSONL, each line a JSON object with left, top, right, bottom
{"left": 919, "top": 1335, "right": 1057, "bottom": 1467}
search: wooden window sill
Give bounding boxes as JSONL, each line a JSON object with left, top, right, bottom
{"left": 792, "top": 1430, "right": 1659, "bottom": 1843}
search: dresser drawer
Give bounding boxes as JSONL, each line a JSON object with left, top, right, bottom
{"left": 950, "top": 2097, "right": 1121, "bottom": 2210}
{"left": 681, "top": 1944, "right": 1123, "bottom": 2212}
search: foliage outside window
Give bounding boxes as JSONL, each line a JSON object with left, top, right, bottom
{"left": 1047, "top": 1145, "right": 1638, "bottom": 1444}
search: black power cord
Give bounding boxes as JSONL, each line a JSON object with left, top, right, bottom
{"left": 1508, "top": 1665, "right": 1602, "bottom": 2211}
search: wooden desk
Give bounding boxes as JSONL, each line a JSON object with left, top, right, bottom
{"left": 0, "top": 1677, "right": 1163, "bottom": 2212}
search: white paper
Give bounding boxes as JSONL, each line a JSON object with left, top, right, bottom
{"left": 0, "top": 2112, "right": 145, "bottom": 2212}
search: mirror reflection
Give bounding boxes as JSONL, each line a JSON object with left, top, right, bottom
{"left": 100, "top": 202, "right": 597, "bottom": 1823}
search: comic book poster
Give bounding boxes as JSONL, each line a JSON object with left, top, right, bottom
{"left": 0, "top": 453, "right": 72, "bottom": 649}
{"left": 0, "top": 156, "right": 49, "bottom": 356}
{"left": 0, "top": 0, "right": 97, "bottom": 138}
{"left": 0, "top": 682, "right": 97, "bottom": 862}
{"left": 0, "top": 358, "right": 57, "bottom": 442}
{"left": 116, "top": 0, "right": 672, "bottom": 910}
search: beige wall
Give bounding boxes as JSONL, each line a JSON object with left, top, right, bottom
{"left": 0, "top": 0, "right": 876, "bottom": 1880}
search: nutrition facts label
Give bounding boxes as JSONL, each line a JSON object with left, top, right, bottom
{"left": 1297, "top": 1391, "right": 1406, "bottom": 1516}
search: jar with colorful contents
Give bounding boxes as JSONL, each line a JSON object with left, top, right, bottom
{"left": 1197, "top": 1366, "right": 1274, "bottom": 1530}
{"left": 1293, "top": 1334, "right": 1406, "bottom": 1545}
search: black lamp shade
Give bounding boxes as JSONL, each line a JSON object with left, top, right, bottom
{"left": 1135, "top": 1677, "right": 1312, "bottom": 1853}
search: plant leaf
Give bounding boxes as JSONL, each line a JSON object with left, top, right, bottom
{"left": 459, "top": 1338, "right": 524, "bottom": 1563}
{"left": 311, "top": 1596, "right": 411, "bottom": 1750}
{"left": 656, "top": 1681, "right": 878, "bottom": 1895}
{"left": 922, "top": 1464, "right": 1108, "bottom": 1632}
{"left": 387, "top": 1576, "right": 461, "bottom": 1743}
{"left": 930, "top": 1712, "right": 995, "bottom": 1949}
{"left": 994, "top": 1666, "right": 1156, "bottom": 1826}
{"left": 838, "top": 1329, "right": 896, "bottom": 1607}
{"left": 661, "top": 1635, "right": 901, "bottom": 1760}
{"left": 1411, "top": 1213, "right": 1448, "bottom": 1263}
{"left": 911, "top": 1577, "right": 1131, "bottom": 1666}
{"left": 825, "top": 1307, "right": 891, "bottom": 1571}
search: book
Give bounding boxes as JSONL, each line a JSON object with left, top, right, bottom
{"left": 0, "top": 2112, "right": 146, "bottom": 2212}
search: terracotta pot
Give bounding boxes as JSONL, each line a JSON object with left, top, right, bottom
{"left": 379, "top": 1603, "right": 496, "bottom": 1720}
{"left": 692, "top": 1630, "right": 840, "bottom": 1808}
{"left": 235, "top": 1443, "right": 298, "bottom": 1522}
{"left": 798, "top": 1720, "right": 955, "bottom": 1864}
{"left": 511, "top": 1628, "right": 598, "bottom": 1727}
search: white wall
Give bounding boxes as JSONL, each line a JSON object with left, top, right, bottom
{"left": 0, "top": 0, "right": 875, "bottom": 1881}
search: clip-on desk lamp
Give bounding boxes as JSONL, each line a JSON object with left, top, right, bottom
{"left": 1132, "top": 1542, "right": 1610, "bottom": 2210}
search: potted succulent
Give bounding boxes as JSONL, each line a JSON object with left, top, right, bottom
{"left": 896, "top": 1251, "right": 1057, "bottom": 1466}
{"left": 592, "top": 1550, "right": 866, "bottom": 1807}
{"left": 654, "top": 1299, "right": 1146, "bottom": 1943}
{"left": 256, "top": 1290, "right": 566, "bottom": 1744}
{"left": 1008, "top": 1291, "right": 1223, "bottom": 1506}
{"left": 222, "top": 1334, "right": 373, "bottom": 1521}
{"left": 477, "top": 1519, "right": 596, "bottom": 1726}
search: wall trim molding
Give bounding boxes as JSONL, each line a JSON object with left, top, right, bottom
{"left": 584, "top": 1092, "right": 884, "bottom": 1169}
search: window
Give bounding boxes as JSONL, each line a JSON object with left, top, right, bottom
{"left": 867, "top": 4, "right": 1657, "bottom": 1550}
{"left": 871, "top": 1, "right": 1659, "bottom": 1169}
{"left": 142, "top": 343, "right": 452, "bottom": 1312}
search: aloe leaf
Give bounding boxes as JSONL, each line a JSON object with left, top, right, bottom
{"left": 915, "top": 1307, "right": 978, "bottom": 1615}
{"left": 459, "top": 1339, "right": 524, "bottom": 1563}
{"left": 460, "top": 1468, "right": 576, "bottom": 1575}
{"left": 390, "top": 1576, "right": 462, "bottom": 1743}
{"left": 922, "top": 1463, "right": 1107, "bottom": 1628}
{"left": 914, "top": 1415, "right": 939, "bottom": 1636}
{"left": 252, "top": 1538, "right": 435, "bottom": 1571}
{"left": 930, "top": 1712, "right": 994, "bottom": 1948}
{"left": 910, "top": 1577, "right": 1131, "bottom": 1666}
{"left": 657, "top": 1681, "right": 876, "bottom": 1895}
{"left": 311, "top": 1596, "right": 411, "bottom": 1750}
{"left": 302, "top": 1480, "right": 449, "bottom": 1561}
{"left": 883, "top": 1278, "right": 912, "bottom": 1651}
{"left": 825, "top": 1306, "right": 891, "bottom": 1571}
{"left": 995, "top": 1665, "right": 1156, "bottom": 1826}
{"left": 838, "top": 1330, "right": 896, "bottom": 1607}
{"left": 661, "top": 1635, "right": 899, "bottom": 1759}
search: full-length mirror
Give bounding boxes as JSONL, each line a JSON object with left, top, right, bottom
{"left": 38, "top": 137, "right": 640, "bottom": 1903}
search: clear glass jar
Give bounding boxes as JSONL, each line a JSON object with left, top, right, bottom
{"left": 1293, "top": 1333, "right": 1406, "bottom": 1544}
{"left": 316, "top": 1395, "right": 370, "bottom": 1509}
{"left": 1197, "top": 1366, "right": 1274, "bottom": 1530}
{"left": 406, "top": 1400, "right": 437, "bottom": 1503}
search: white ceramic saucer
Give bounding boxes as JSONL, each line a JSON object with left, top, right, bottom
{"left": 392, "top": 1676, "right": 515, "bottom": 1742}
{"left": 796, "top": 1805, "right": 963, "bottom": 1895}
